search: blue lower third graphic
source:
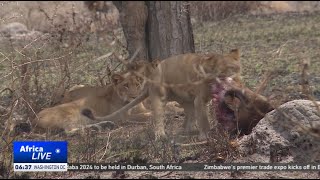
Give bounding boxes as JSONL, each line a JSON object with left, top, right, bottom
{"left": 13, "top": 141, "right": 68, "bottom": 171}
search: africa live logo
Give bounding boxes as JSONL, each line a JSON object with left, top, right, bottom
{"left": 13, "top": 141, "right": 67, "bottom": 163}
{"left": 19, "top": 145, "right": 62, "bottom": 160}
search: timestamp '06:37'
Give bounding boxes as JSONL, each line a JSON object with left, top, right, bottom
{"left": 15, "top": 164, "right": 32, "bottom": 170}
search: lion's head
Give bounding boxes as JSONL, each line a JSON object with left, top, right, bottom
{"left": 110, "top": 72, "right": 143, "bottom": 104}
{"left": 202, "top": 49, "right": 241, "bottom": 79}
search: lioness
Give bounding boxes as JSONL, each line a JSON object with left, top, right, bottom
{"left": 59, "top": 60, "right": 161, "bottom": 115}
{"left": 61, "top": 84, "right": 149, "bottom": 116}
{"left": 86, "top": 49, "right": 242, "bottom": 140}
{"left": 32, "top": 73, "right": 142, "bottom": 133}
{"left": 51, "top": 59, "right": 161, "bottom": 114}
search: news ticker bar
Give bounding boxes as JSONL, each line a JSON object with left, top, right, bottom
{"left": 66, "top": 163, "right": 320, "bottom": 172}
{"left": 14, "top": 163, "right": 320, "bottom": 172}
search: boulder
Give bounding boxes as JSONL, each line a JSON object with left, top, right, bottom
{"left": 239, "top": 100, "right": 320, "bottom": 163}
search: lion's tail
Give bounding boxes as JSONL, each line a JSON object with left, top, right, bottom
{"left": 80, "top": 108, "right": 117, "bottom": 130}
{"left": 81, "top": 108, "right": 95, "bottom": 120}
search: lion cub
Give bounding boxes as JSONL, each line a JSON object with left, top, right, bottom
{"left": 32, "top": 73, "right": 141, "bottom": 133}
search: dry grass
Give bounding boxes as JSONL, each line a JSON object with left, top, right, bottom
{"left": 190, "top": 1, "right": 260, "bottom": 22}
{"left": 0, "top": 2, "right": 123, "bottom": 116}
{"left": 190, "top": 1, "right": 320, "bottom": 23}
{"left": 0, "top": 2, "right": 124, "bottom": 178}
{"left": 193, "top": 10, "right": 320, "bottom": 106}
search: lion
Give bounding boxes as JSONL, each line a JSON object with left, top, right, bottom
{"left": 84, "top": 49, "right": 242, "bottom": 140}
{"left": 61, "top": 84, "right": 150, "bottom": 116}
{"left": 212, "top": 78, "right": 274, "bottom": 136}
{"left": 49, "top": 59, "right": 160, "bottom": 116}
{"left": 60, "top": 60, "right": 161, "bottom": 115}
{"left": 32, "top": 72, "right": 144, "bottom": 133}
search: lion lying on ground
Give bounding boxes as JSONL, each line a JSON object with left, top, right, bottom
{"left": 61, "top": 84, "right": 149, "bottom": 116}
{"left": 83, "top": 49, "right": 242, "bottom": 140}
{"left": 32, "top": 72, "right": 145, "bottom": 133}
{"left": 53, "top": 60, "right": 160, "bottom": 115}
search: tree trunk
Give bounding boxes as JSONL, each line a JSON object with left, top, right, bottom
{"left": 112, "top": 1, "right": 195, "bottom": 62}
{"left": 146, "top": 1, "right": 195, "bottom": 61}
{"left": 113, "top": 1, "right": 149, "bottom": 61}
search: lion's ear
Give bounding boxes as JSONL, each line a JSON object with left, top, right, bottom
{"left": 228, "top": 49, "right": 240, "bottom": 60}
{"left": 111, "top": 74, "right": 124, "bottom": 85}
